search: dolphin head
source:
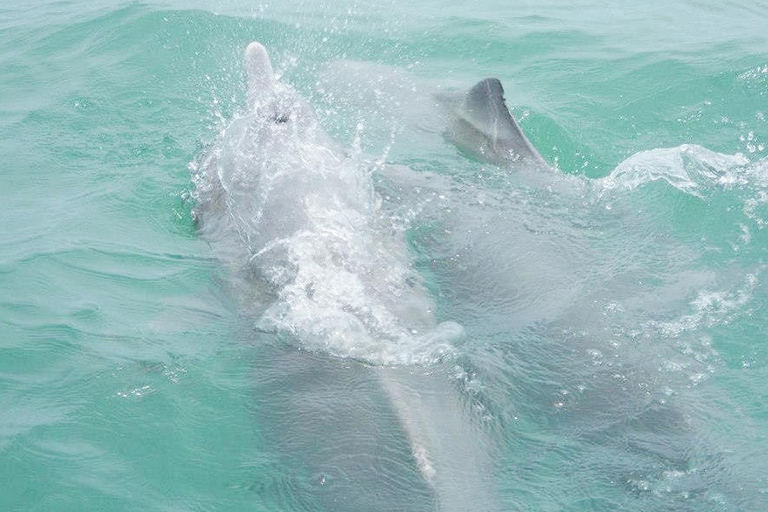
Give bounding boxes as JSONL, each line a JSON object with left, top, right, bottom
{"left": 242, "top": 41, "right": 322, "bottom": 137}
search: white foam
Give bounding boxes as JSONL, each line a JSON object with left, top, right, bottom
{"left": 599, "top": 144, "right": 750, "bottom": 195}
{"left": 650, "top": 271, "right": 760, "bottom": 338}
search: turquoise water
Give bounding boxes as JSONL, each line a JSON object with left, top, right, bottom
{"left": 2, "top": 1, "right": 767, "bottom": 511}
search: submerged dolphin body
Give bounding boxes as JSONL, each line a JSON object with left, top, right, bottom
{"left": 192, "top": 42, "right": 499, "bottom": 511}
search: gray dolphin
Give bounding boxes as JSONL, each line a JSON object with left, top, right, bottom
{"left": 192, "top": 42, "right": 501, "bottom": 512}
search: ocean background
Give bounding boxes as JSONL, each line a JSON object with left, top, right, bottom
{"left": 1, "top": 0, "right": 767, "bottom": 510}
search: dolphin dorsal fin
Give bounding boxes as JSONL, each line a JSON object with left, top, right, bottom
{"left": 462, "top": 78, "right": 510, "bottom": 134}
{"left": 459, "top": 78, "right": 546, "bottom": 166}
{"left": 244, "top": 41, "right": 276, "bottom": 100}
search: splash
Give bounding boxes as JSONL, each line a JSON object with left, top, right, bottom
{"left": 190, "top": 67, "right": 461, "bottom": 366}
{"left": 598, "top": 144, "right": 750, "bottom": 195}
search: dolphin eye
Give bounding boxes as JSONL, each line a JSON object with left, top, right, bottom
{"left": 273, "top": 113, "right": 290, "bottom": 124}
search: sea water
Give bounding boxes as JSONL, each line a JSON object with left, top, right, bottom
{"left": 1, "top": 0, "right": 767, "bottom": 511}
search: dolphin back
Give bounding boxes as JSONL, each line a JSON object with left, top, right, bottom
{"left": 445, "top": 78, "right": 548, "bottom": 168}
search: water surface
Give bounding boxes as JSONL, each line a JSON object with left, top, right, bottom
{"left": 1, "top": 1, "right": 767, "bottom": 511}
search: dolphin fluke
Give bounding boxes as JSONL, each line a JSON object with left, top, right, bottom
{"left": 445, "top": 77, "right": 548, "bottom": 168}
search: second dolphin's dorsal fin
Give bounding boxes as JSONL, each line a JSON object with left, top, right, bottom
{"left": 462, "top": 78, "right": 511, "bottom": 137}
{"left": 455, "top": 78, "right": 547, "bottom": 167}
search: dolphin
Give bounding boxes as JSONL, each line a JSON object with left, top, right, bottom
{"left": 315, "top": 59, "right": 551, "bottom": 170}
{"left": 192, "top": 42, "right": 501, "bottom": 512}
